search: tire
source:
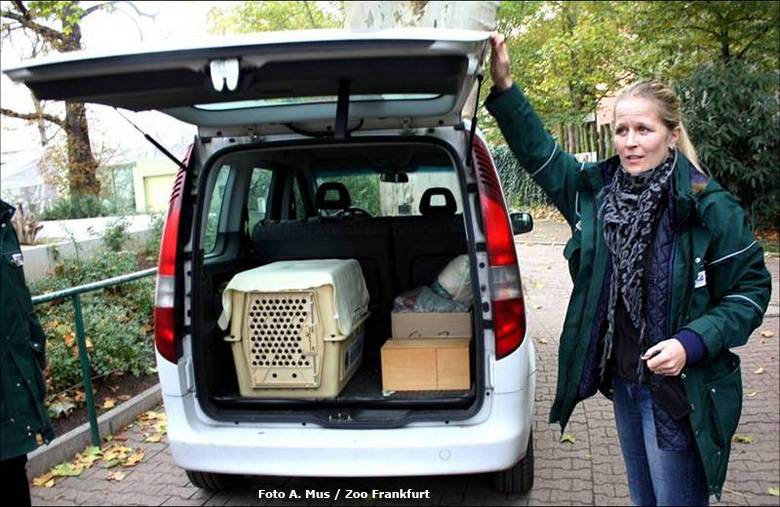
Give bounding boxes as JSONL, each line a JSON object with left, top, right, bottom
{"left": 185, "top": 470, "right": 244, "bottom": 492}
{"left": 493, "top": 430, "right": 534, "bottom": 494}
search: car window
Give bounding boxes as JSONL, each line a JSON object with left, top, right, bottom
{"left": 248, "top": 167, "right": 273, "bottom": 230}
{"left": 313, "top": 165, "right": 461, "bottom": 217}
{"left": 204, "top": 164, "right": 231, "bottom": 253}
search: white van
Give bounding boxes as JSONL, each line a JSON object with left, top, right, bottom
{"left": 5, "top": 29, "right": 536, "bottom": 493}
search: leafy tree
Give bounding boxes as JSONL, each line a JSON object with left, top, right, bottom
{"left": 207, "top": 1, "right": 344, "bottom": 34}
{"left": 481, "top": 1, "right": 779, "bottom": 146}
{"left": 1, "top": 0, "right": 153, "bottom": 200}
{"left": 628, "top": 1, "right": 779, "bottom": 81}
{"left": 676, "top": 60, "right": 779, "bottom": 229}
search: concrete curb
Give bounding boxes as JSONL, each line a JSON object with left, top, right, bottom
{"left": 26, "top": 383, "right": 162, "bottom": 480}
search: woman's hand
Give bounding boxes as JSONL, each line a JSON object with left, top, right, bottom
{"left": 489, "top": 32, "right": 513, "bottom": 91}
{"left": 642, "top": 339, "right": 687, "bottom": 377}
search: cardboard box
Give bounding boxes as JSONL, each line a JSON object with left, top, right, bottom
{"left": 381, "top": 337, "right": 471, "bottom": 391}
{"left": 391, "top": 312, "right": 472, "bottom": 339}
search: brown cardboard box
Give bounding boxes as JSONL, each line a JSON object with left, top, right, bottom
{"left": 391, "top": 312, "right": 472, "bottom": 339}
{"left": 381, "top": 337, "right": 471, "bottom": 391}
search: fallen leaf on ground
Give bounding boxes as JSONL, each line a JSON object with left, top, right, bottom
{"left": 102, "top": 398, "right": 116, "bottom": 410}
{"left": 733, "top": 434, "right": 754, "bottom": 444}
{"left": 755, "top": 367, "right": 766, "bottom": 375}
{"left": 102, "top": 444, "right": 133, "bottom": 462}
{"left": 769, "top": 487, "right": 779, "bottom": 497}
{"left": 75, "top": 446, "right": 102, "bottom": 468}
{"left": 106, "top": 471, "right": 126, "bottom": 482}
{"left": 122, "top": 451, "right": 145, "bottom": 468}
{"left": 104, "top": 459, "right": 122, "bottom": 469}
{"left": 145, "top": 435, "right": 162, "bottom": 443}
{"left": 561, "top": 433, "right": 576, "bottom": 444}
{"left": 531, "top": 281, "right": 546, "bottom": 289}
{"left": 746, "top": 391, "right": 758, "bottom": 398}
{"left": 51, "top": 462, "right": 84, "bottom": 477}
{"left": 117, "top": 395, "right": 131, "bottom": 401}
{"left": 537, "top": 338, "right": 548, "bottom": 344}
{"left": 32, "top": 472, "right": 54, "bottom": 488}
{"left": 761, "top": 330, "right": 774, "bottom": 338}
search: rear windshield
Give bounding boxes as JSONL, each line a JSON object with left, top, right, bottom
{"left": 313, "top": 165, "right": 462, "bottom": 217}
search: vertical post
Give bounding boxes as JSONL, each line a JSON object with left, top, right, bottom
{"left": 72, "top": 294, "right": 100, "bottom": 447}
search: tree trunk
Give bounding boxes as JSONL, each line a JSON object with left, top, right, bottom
{"left": 65, "top": 102, "right": 100, "bottom": 196}
{"left": 60, "top": 5, "right": 100, "bottom": 197}
{"left": 345, "top": 1, "right": 499, "bottom": 119}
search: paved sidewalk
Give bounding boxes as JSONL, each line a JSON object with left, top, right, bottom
{"left": 30, "top": 220, "right": 780, "bottom": 506}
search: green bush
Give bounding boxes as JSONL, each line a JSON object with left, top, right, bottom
{"left": 102, "top": 217, "right": 131, "bottom": 252}
{"left": 40, "top": 194, "right": 106, "bottom": 221}
{"left": 676, "top": 61, "right": 780, "bottom": 229}
{"left": 30, "top": 250, "right": 155, "bottom": 394}
{"left": 491, "top": 144, "right": 553, "bottom": 210}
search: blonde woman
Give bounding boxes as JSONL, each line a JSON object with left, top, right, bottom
{"left": 486, "top": 33, "right": 771, "bottom": 505}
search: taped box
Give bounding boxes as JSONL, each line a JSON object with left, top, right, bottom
{"left": 381, "top": 336, "right": 471, "bottom": 391}
{"left": 391, "top": 311, "right": 471, "bottom": 339}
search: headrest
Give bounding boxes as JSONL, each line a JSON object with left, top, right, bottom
{"left": 419, "top": 187, "right": 456, "bottom": 216}
{"left": 315, "top": 182, "right": 352, "bottom": 210}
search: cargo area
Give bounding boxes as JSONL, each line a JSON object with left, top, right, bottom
{"left": 189, "top": 140, "right": 484, "bottom": 424}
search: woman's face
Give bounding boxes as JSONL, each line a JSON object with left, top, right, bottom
{"left": 613, "top": 96, "right": 680, "bottom": 174}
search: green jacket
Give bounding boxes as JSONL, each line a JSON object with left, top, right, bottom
{"left": 1, "top": 200, "right": 54, "bottom": 460}
{"left": 486, "top": 85, "right": 772, "bottom": 498}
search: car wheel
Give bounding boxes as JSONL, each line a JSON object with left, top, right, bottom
{"left": 185, "top": 470, "right": 244, "bottom": 492}
{"left": 493, "top": 430, "right": 534, "bottom": 494}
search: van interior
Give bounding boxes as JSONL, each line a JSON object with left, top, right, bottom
{"left": 190, "top": 140, "right": 484, "bottom": 425}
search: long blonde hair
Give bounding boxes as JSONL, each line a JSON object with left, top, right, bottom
{"left": 614, "top": 80, "right": 705, "bottom": 174}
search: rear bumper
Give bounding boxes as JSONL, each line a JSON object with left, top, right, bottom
{"left": 163, "top": 381, "right": 534, "bottom": 477}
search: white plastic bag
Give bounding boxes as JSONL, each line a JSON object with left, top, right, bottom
{"left": 437, "top": 254, "right": 472, "bottom": 303}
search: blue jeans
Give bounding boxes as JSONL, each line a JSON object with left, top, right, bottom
{"left": 612, "top": 376, "right": 709, "bottom": 506}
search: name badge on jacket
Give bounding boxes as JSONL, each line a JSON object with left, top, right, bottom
{"left": 9, "top": 252, "right": 24, "bottom": 267}
{"left": 695, "top": 269, "right": 707, "bottom": 288}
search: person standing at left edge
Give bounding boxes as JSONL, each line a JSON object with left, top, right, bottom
{"left": 0, "top": 199, "right": 55, "bottom": 506}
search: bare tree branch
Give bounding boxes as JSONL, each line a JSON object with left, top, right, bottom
{"left": 736, "top": 24, "right": 772, "bottom": 60}
{"left": 0, "top": 8, "right": 65, "bottom": 46}
{"left": 679, "top": 23, "right": 722, "bottom": 38}
{"left": 0, "top": 107, "right": 66, "bottom": 129}
{"left": 84, "top": 0, "right": 157, "bottom": 19}
{"left": 303, "top": 1, "right": 320, "bottom": 28}
{"left": 113, "top": 5, "right": 145, "bottom": 41}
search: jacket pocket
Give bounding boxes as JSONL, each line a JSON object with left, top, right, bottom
{"left": 705, "top": 355, "right": 742, "bottom": 448}
{"left": 563, "top": 234, "right": 582, "bottom": 282}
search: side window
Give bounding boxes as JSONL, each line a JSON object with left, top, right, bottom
{"left": 204, "top": 165, "right": 231, "bottom": 253}
{"left": 248, "top": 167, "right": 273, "bottom": 231}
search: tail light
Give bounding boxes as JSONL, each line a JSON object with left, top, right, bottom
{"left": 154, "top": 146, "right": 192, "bottom": 363}
{"left": 472, "top": 136, "right": 526, "bottom": 360}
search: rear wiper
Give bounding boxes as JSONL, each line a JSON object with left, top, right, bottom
{"left": 114, "top": 107, "right": 189, "bottom": 173}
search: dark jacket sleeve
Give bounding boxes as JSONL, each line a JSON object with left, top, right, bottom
{"left": 684, "top": 188, "right": 772, "bottom": 360}
{"left": 485, "top": 84, "right": 583, "bottom": 227}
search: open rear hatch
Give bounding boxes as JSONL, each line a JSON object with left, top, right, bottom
{"left": 4, "top": 28, "right": 488, "bottom": 136}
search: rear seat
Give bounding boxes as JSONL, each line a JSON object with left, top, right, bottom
{"left": 251, "top": 185, "right": 467, "bottom": 321}
{"left": 251, "top": 183, "right": 395, "bottom": 317}
{"left": 391, "top": 187, "right": 467, "bottom": 294}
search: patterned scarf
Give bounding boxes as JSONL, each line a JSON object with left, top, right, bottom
{"left": 598, "top": 151, "right": 677, "bottom": 379}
